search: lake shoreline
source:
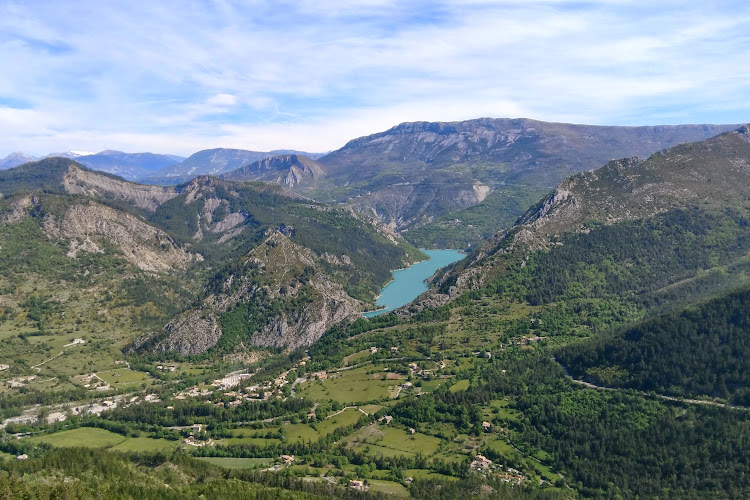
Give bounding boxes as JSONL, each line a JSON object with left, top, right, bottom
{"left": 363, "top": 249, "right": 465, "bottom": 318}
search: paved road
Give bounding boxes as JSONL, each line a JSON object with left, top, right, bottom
{"left": 557, "top": 359, "right": 745, "bottom": 411}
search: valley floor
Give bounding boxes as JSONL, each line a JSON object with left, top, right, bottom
{"left": 4, "top": 291, "right": 749, "bottom": 499}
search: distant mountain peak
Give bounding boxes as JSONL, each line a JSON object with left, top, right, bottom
{"left": 44, "top": 151, "right": 96, "bottom": 160}
{"left": 221, "top": 154, "right": 325, "bottom": 187}
{"left": 149, "top": 148, "right": 325, "bottom": 184}
{"left": 0, "top": 152, "right": 37, "bottom": 169}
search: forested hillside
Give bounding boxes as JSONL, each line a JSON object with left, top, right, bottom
{"left": 0, "top": 158, "right": 422, "bottom": 367}
{"left": 557, "top": 286, "right": 750, "bottom": 403}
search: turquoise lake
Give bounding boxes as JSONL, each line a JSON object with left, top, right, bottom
{"left": 364, "top": 249, "right": 465, "bottom": 318}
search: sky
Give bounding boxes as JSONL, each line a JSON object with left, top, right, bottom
{"left": 1, "top": 0, "right": 749, "bottom": 157}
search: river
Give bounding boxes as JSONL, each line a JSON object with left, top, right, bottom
{"left": 364, "top": 249, "right": 465, "bottom": 318}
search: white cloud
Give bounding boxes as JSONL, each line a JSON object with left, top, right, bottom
{"left": 0, "top": 0, "right": 749, "bottom": 156}
{"left": 206, "top": 94, "right": 238, "bottom": 107}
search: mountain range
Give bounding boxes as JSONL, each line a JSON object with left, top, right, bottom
{"left": 211, "top": 118, "right": 738, "bottom": 247}
{"left": 0, "top": 157, "right": 422, "bottom": 358}
{"left": 146, "top": 148, "right": 326, "bottom": 184}
{"left": 2, "top": 118, "right": 738, "bottom": 249}
{"left": 3, "top": 123, "right": 750, "bottom": 498}
{"left": 311, "top": 119, "right": 739, "bottom": 240}
{"left": 0, "top": 148, "right": 324, "bottom": 184}
{"left": 74, "top": 150, "right": 185, "bottom": 180}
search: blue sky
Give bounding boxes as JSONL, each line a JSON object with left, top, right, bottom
{"left": 1, "top": 0, "right": 749, "bottom": 156}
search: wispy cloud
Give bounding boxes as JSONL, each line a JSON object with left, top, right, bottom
{"left": 1, "top": 0, "right": 749, "bottom": 156}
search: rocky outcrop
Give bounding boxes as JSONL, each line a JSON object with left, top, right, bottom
{"left": 221, "top": 155, "right": 325, "bottom": 187}
{"left": 1, "top": 196, "right": 36, "bottom": 223}
{"left": 242, "top": 231, "right": 362, "bottom": 349}
{"left": 63, "top": 165, "right": 178, "bottom": 211}
{"left": 44, "top": 201, "right": 200, "bottom": 272}
{"left": 134, "top": 230, "right": 363, "bottom": 355}
{"left": 406, "top": 126, "right": 750, "bottom": 312}
{"left": 145, "top": 310, "right": 223, "bottom": 356}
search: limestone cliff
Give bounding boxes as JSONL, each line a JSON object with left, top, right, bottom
{"left": 132, "top": 230, "right": 362, "bottom": 355}
{"left": 63, "top": 165, "right": 178, "bottom": 211}
{"left": 405, "top": 125, "right": 750, "bottom": 312}
{"left": 43, "top": 200, "right": 200, "bottom": 272}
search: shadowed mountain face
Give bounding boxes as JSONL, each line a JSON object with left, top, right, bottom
{"left": 313, "top": 118, "right": 739, "bottom": 238}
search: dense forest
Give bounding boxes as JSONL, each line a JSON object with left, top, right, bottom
{"left": 557, "top": 286, "right": 750, "bottom": 403}
{"left": 510, "top": 207, "right": 750, "bottom": 307}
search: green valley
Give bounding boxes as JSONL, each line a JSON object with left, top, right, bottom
{"left": 3, "top": 127, "right": 750, "bottom": 499}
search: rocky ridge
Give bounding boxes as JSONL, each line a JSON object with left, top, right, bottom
{"left": 43, "top": 201, "right": 200, "bottom": 272}
{"left": 221, "top": 154, "right": 325, "bottom": 187}
{"left": 134, "top": 230, "right": 362, "bottom": 355}
{"left": 63, "top": 165, "right": 179, "bottom": 211}
{"left": 315, "top": 118, "right": 740, "bottom": 232}
{"left": 405, "top": 125, "right": 750, "bottom": 311}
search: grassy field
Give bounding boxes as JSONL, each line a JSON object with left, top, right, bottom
{"left": 379, "top": 427, "right": 441, "bottom": 455}
{"left": 229, "top": 427, "right": 279, "bottom": 438}
{"left": 218, "top": 436, "right": 282, "bottom": 447}
{"left": 488, "top": 399, "right": 521, "bottom": 423}
{"left": 449, "top": 379, "right": 470, "bottom": 393}
{"left": 315, "top": 408, "right": 364, "bottom": 436}
{"left": 367, "top": 479, "right": 410, "bottom": 497}
{"left": 419, "top": 379, "right": 445, "bottom": 392}
{"left": 96, "top": 368, "right": 152, "bottom": 388}
{"left": 283, "top": 423, "right": 320, "bottom": 444}
{"left": 354, "top": 443, "right": 416, "bottom": 458}
{"left": 346, "top": 424, "right": 442, "bottom": 459}
{"left": 297, "top": 366, "right": 401, "bottom": 404}
{"left": 28, "top": 427, "right": 126, "bottom": 448}
{"left": 109, "top": 437, "right": 180, "bottom": 452}
{"left": 195, "top": 457, "right": 274, "bottom": 469}
{"left": 217, "top": 428, "right": 282, "bottom": 447}
{"left": 487, "top": 437, "right": 517, "bottom": 457}
{"left": 359, "top": 404, "right": 383, "bottom": 414}
{"left": 342, "top": 349, "right": 371, "bottom": 366}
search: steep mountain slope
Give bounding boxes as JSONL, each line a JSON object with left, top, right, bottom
{"left": 315, "top": 118, "right": 738, "bottom": 237}
{"left": 74, "top": 150, "right": 183, "bottom": 180}
{"left": 132, "top": 230, "right": 362, "bottom": 354}
{"left": 432, "top": 125, "right": 750, "bottom": 297}
{"left": 514, "top": 124, "right": 750, "bottom": 240}
{"left": 0, "top": 158, "right": 421, "bottom": 360}
{"left": 557, "top": 285, "right": 750, "bottom": 403}
{"left": 221, "top": 154, "right": 325, "bottom": 188}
